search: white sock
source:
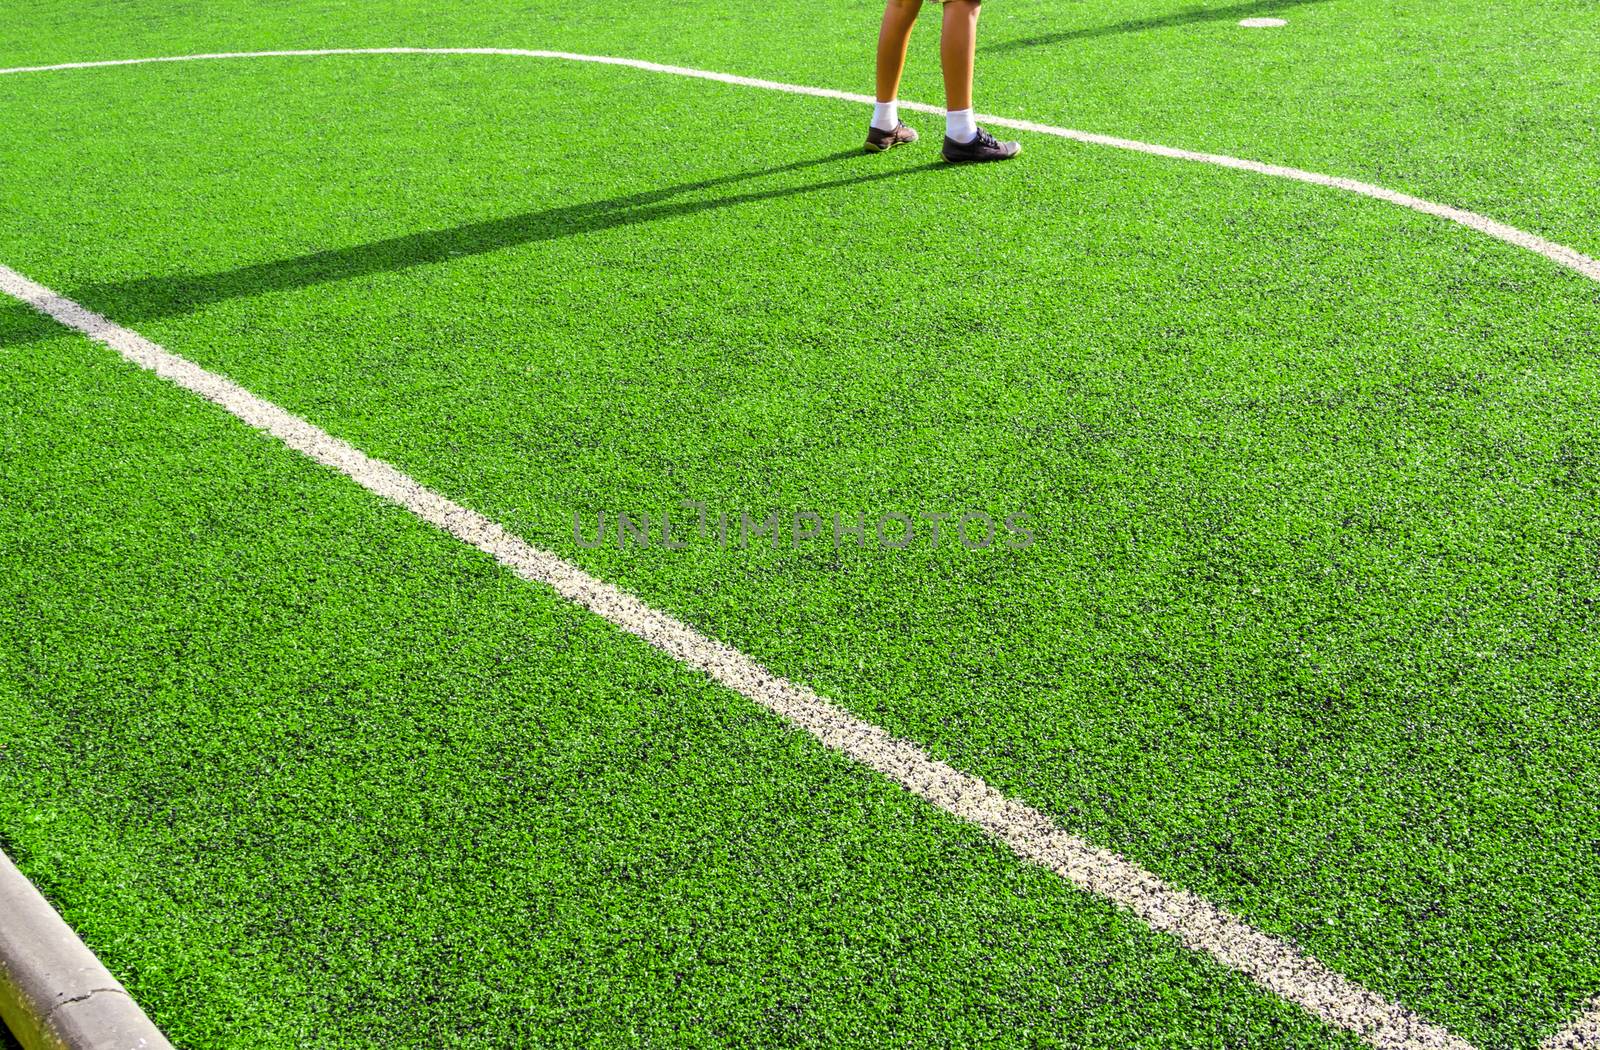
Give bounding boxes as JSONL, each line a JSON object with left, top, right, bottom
{"left": 946, "top": 108, "right": 978, "bottom": 143}
{"left": 871, "top": 101, "right": 900, "bottom": 132}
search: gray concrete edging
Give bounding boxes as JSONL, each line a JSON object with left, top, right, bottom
{"left": 0, "top": 850, "right": 172, "bottom": 1050}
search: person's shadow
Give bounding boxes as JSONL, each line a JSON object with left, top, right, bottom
{"left": 1, "top": 149, "right": 940, "bottom": 344}
{"left": 986, "top": 0, "right": 1331, "bottom": 53}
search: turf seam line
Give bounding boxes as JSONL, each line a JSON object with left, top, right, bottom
{"left": 2, "top": 48, "right": 1598, "bottom": 286}
{"left": 0, "top": 849, "right": 173, "bottom": 1050}
{"left": 0, "top": 262, "right": 1478, "bottom": 1050}
{"left": 1543, "top": 1000, "right": 1600, "bottom": 1049}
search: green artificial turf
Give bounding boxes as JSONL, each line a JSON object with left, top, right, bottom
{"left": 0, "top": 313, "right": 1367, "bottom": 1049}
{"left": 2, "top": 3, "right": 1599, "bottom": 1048}
{"left": 7, "top": 0, "right": 1600, "bottom": 260}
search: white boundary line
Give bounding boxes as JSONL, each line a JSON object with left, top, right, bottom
{"left": 1, "top": 47, "right": 1598, "bottom": 286}
{"left": 0, "top": 262, "right": 1477, "bottom": 1049}
{"left": 1544, "top": 1000, "right": 1600, "bottom": 1049}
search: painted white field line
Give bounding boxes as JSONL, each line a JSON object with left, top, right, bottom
{"left": 0, "top": 262, "right": 1477, "bottom": 1048}
{"left": 1544, "top": 1000, "right": 1600, "bottom": 1049}
{"left": 1, "top": 47, "right": 1598, "bottom": 287}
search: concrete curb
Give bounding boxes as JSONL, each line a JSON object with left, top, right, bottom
{"left": 0, "top": 851, "right": 172, "bottom": 1050}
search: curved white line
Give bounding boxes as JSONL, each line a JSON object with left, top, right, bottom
{"left": 2, "top": 46, "right": 1597, "bottom": 287}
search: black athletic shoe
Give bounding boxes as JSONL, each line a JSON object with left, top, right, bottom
{"left": 942, "top": 127, "right": 1022, "bottom": 164}
{"left": 865, "top": 122, "right": 919, "bottom": 152}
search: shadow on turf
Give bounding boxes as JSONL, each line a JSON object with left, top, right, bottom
{"left": 986, "top": 0, "right": 1331, "bottom": 52}
{"left": 0, "top": 149, "right": 944, "bottom": 343}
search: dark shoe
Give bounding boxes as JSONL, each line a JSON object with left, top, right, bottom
{"left": 942, "top": 127, "right": 1022, "bottom": 164}
{"left": 865, "top": 122, "right": 919, "bottom": 153}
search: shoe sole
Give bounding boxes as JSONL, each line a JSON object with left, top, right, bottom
{"left": 942, "top": 143, "right": 1024, "bottom": 164}
{"left": 864, "top": 131, "right": 919, "bottom": 153}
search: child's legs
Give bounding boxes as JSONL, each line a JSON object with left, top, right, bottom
{"left": 939, "top": 0, "right": 981, "bottom": 112}
{"left": 876, "top": 0, "right": 923, "bottom": 103}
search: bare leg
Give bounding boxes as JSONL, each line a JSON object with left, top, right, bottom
{"left": 940, "top": 0, "right": 981, "bottom": 112}
{"left": 876, "top": 0, "right": 923, "bottom": 103}
{"left": 936, "top": 0, "right": 1019, "bottom": 159}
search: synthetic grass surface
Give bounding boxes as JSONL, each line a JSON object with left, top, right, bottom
{"left": 0, "top": 313, "right": 1364, "bottom": 1048}
{"left": 2, "top": 4, "right": 1599, "bottom": 1048}
{"left": 8, "top": 0, "right": 1600, "bottom": 260}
